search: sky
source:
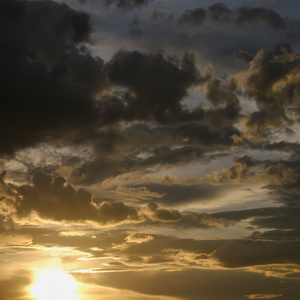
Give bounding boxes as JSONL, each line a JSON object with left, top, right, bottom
{"left": 1, "top": 0, "right": 300, "bottom": 299}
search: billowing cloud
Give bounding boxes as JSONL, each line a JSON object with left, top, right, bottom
{"left": 204, "top": 161, "right": 298, "bottom": 186}
{"left": 145, "top": 202, "right": 182, "bottom": 222}
{"left": 237, "top": 44, "right": 300, "bottom": 137}
{"left": 16, "top": 173, "right": 142, "bottom": 225}
{"left": 178, "top": 7, "right": 206, "bottom": 29}
{"left": 256, "top": 163, "right": 298, "bottom": 185}
{"left": 234, "top": 48, "right": 254, "bottom": 63}
{"left": 0, "top": 0, "right": 104, "bottom": 155}
{"left": 235, "top": 6, "right": 286, "bottom": 29}
{"left": 0, "top": 0, "right": 244, "bottom": 159}
{"left": 177, "top": 3, "right": 290, "bottom": 30}
{"left": 106, "top": 50, "right": 201, "bottom": 121}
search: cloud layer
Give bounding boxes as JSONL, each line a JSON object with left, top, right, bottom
{"left": 1, "top": 1, "right": 300, "bottom": 300}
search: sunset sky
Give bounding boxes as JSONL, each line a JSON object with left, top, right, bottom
{"left": 1, "top": 0, "right": 300, "bottom": 299}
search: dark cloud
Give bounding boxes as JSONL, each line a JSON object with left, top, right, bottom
{"left": 213, "top": 239, "right": 300, "bottom": 268}
{"left": 146, "top": 202, "right": 182, "bottom": 222}
{"left": 0, "top": 0, "right": 221, "bottom": 159}
{"left": 178, "top": 7, "right": 206, "bottom": 29}
{"left": 210, "top": 3, "right": 287, "bottom": 29}
{"left": 256, "top": 163, "right": 298, "bottom": 185}
{"left": 136, "top": 145, "right": 205, "bottom": 166}
{"left": 126, "top": 182, "right": 225, "bottom": 205}
{"left": 16, "top": 173, "right": 142, "bottom": 225}
{"left": 147, "top": 209, "right": 236, "bottom": 228}
{"left": 53, "top": 113, "right": 242, "bottom": 186}
{"left": 109, "top": 231, "right": 300, "bottom": 270}
{"left": 237, "top": 44, "right": 300, "bottom": 137}
{"left": 250, "top": 229, "right": 300, "bottom": 241}
{"left": 234, "top": 48, "right": 254, "bottom": 63}
{"left": 108, "top": 0, "right": 152, "bottom": 8}
{"left": 211, "top": 188, "right": 300, "bottom": 232}
{"left": 80, "top": 0, "right": 152, "bottom": 10}
{"left": 71, "top": 145, "right": 206, "bottom": 185}
{"left": 0, "top": 0, "right": 105, "bottom": 155}
{"left": 203, "top": 155, "right": 298, "bottom": 185}
{"left": 251, "top": 205, "right": 300, "bottom": 230}
{"left": 221, "top": 162, "right": 250, "bottom": 183}
{"left": 0, "top": 0, "right": 249, "bottom": 170}
{"left": 106, "top": 50, "right": 201, "bottom": 121}
{"left": 203, "top": 78, "right": 241, "bottom": 129}
{"left": 236, "top": 155, "right": 260, "bottom": 167}
{"left": 208, "top": 3, "right": 232, "bottom": 23}
{"left": 211, "top": 207, "right": 281, "bottom": 223}
{"left": 205, "top": 78, "right": 238, "bottom": 107}
{"left": 236, "top": 6, "right": 286, "bottom": 29}
{"left": 178, "top": 3, "right": 289, "bottom": 30}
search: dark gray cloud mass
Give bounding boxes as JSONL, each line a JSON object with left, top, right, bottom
{"left": 213, "top": 239, "right": 300, "bottom": 268}
{"left": 177, "top": 3, "right": 290, "bottom": 30}
{"left": 0, "top": 0, "right": 105, "bottom": 155}
{"left": 233, "top": 48, "right": 254, "bottom": 63}
{"left": 236, "top": 43, "right": 300, "bottom": 136}
{"left": 236, "top": 6, "right": 286, "bottom": 28}
{"left": 178, "top": 7, "right": 206, "bottom": 29}
{"left": 16, "top": 172, "right": 142, "bottom": 224}
{"left": 79, "top": 0, "right": 152, "bottom": 10}
{"left": 105, "top": 50, "right": 201, "bottom": 121}
{"left": 146, "top": 202, "right": 182, "bottom": 222}
{"left": 0, "top": 0, "right": 243, "bottom": 160}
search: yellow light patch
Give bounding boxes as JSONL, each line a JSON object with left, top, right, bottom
{"left": 31, "top": 269, "right": 79, "bottom": 300}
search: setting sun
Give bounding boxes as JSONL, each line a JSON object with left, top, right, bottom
{"left": 30, "top": 269, "right": 79, "bottom": 300}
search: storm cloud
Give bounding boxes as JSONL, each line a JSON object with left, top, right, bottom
{"left": 178, "top": 3, "right": 290, "bottom": 30}
{"left": 16, "top": 173, "right": 142, "bottom": 225}
{"left": 0, "top": 0, "right": 104, "bottom": 154}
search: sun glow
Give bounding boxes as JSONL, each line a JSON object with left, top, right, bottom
{"left": 30, "top": 269, "right": 79, "bottom": 300}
